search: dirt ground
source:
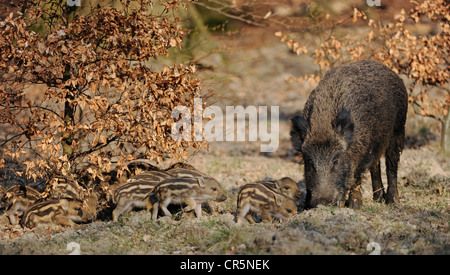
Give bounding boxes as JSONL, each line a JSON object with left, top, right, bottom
{"left": 0, "top": 3, "right": 449, "bottom": 255}
{"left": 1, "top": 141, "right": 448, "bottom": 254}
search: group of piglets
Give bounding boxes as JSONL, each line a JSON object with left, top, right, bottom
{"left": 112, "top": 161, "right": 306, "bottom": 223}
{"left": 0, "top": 177, "right": 98, "bottom": 229}
{"left": 0, "top": 161, "right": 306, "bottom": 229}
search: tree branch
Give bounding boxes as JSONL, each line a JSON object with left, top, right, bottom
{"left": 68, "top": 134, "right": 119, "bottom": 161}
{"left": 0, "top": 132, "right": 25, "bottom": 147}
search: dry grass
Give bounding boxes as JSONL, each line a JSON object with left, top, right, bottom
{"left": 1, "top": 136, "right": 448, "bottom": 255}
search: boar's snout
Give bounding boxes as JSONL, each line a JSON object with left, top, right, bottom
{"left": 309, "top": 197, "right": 341, "bottom": 208}
{"left": 308, "top": 184, "right": 345, "bottom": 208}
{"left": 202, "top": 177, "right": 227, "bottom": 202}
{"left": 294, "top": 190, "right": 303, "bottom": 201}
{"left": 216, "top": 192, "right": 227, "bottom": 202}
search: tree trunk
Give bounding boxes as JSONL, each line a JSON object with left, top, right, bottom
{"left": 442, "top": 106, "right": 450, "bottom": 157}
{"left": 62, "top": 65, "right": 75, "bottom": 158}
{"left": 61, "top": 4, "right": 78, "bottom": 159}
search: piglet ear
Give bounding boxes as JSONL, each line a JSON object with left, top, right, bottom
{"left": 60, "top": 199, "right": 69, "bottom": 210}
{"left": 290, "top": 114, "right": 308, "bottom": 152}
{"left": 274, "top": 195, "right": 282, "bottom": 207}
{"left": 335, "top": 109, "right": 354, "bottom": 143}
{"left": 196, "top": 177, "right": 205, "bottom": 188}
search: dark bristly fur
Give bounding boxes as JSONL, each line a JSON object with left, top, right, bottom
{"left": 290, "top": 60, "right": 408, "bottom": 209}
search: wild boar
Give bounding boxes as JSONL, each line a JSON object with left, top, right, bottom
{"left": 166, "top": 167, "right": 208, "bottom": 179}
{"left": 258, "top": 177, "right": 306, "bottom": 212}
{"left": 151, "top": 177, "right": 227, "bottom": 220}
{"left": 20, "top": 195, "right": 98, "bottom": 229}
{"left": 46, "top": 176, "right": 88, "bottom": 200}
{"left": 125, "top": 162, "right": 202, "bottom": 183}
{"left": 113, "top": 164, "right": 222, "bottom": 221}
{"left": 126, "top": 170, "right": 171, "bottom": 183}
{"left": 290, "top": 60, "right": 408, "bottom": 208}
{"left": 235, "top": 183, "right": 297, "bottom": 224}
{"left": 112, "top": 179, "right": 160, "bottom": 222}
{"left": 4, "top": 185, "right": 44, "bottom": 225}
{"left": 166, "top": 162, "right": 197, "bottom": 170}
{"left": 125, "top": 159, "right": 160, "bottom": 174}
{"left": 259, "top": 177, "right": 304, "bottom": 202}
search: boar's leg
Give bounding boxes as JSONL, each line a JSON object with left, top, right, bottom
{"left": 260, "top": 208, "right": 273, "bottom": 223}
{"left": 181, "top": 197, "right": 200, "bottom": 217}
{"left": 53, "top": 215, "right": 77, "bottom": 227}
{"left": 145, "top": 199, "right": 153, "bottom": 213}
{"left": 159, "top": 199, "right": 173, "bottom": 218}
{"left": 370, "top": 161, "right": 385, "bottom": 202}
{"left": 245, "top": 213, "right": 257, "bottom": 223}
{"left": 235, "top": 203, "right": 253, "bottom": 224}
{"left": 145, "top": 194, "right": 158, "bottom": 213}
{"left": 7, "top": 202, "right": 23, "bottom": 225}
{"left": 385, "top": 136, "right": 402, "bottom": 204}
{"left": 346, "top": 180, "right": 362, "bottom": 209}
{"left": 151, "top": 202, "right": 160, "bottom": 220}
{"left": 193, "top": 202, "right": 202, "bottom": 218}
{"left": 112, "top": 201, "right": 134, "bottom": 222}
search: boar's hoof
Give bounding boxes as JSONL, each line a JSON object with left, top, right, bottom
{"left": 385, "top": 191, "right": 398, "bottom": 205}
{"left": 347, "top": 197, "right": 362, "bottom": 209}
{"left": 372, "top": 189, "right": 385, "bottom": 203}
{"left": 346, "top": 187, "right": 362, "bottom": 209}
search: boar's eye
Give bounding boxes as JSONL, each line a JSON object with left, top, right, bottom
{"left": 331, "top": 154, "right": 341, "bottom": 170}
{"left": 333, "top": 159, "right": 339, "bottom": 167}
{"left": 211, "top": 187, "right": 217, "bottom": 191}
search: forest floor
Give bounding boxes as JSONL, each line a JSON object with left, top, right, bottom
{"left": 1, "top": 141, "right": 448, "bottom": 255}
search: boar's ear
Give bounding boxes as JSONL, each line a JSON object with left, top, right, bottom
{"left": 196, "top": 177, "right": 206, "bottom": 188}
{"left": 275, "top": 196, "right": 283, "bottom": 207}
{"left": 60, "top": 199, "right": 69, "bottom": 210}
{"left": 290, "top": 114, "right": 308, "bottom": 152}
{"left": 335, "top": 109, "right": 354, "bottom": 144}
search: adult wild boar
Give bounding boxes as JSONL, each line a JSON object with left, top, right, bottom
{"left": 290, "top": 60, "right": 407, "bottom": 209}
